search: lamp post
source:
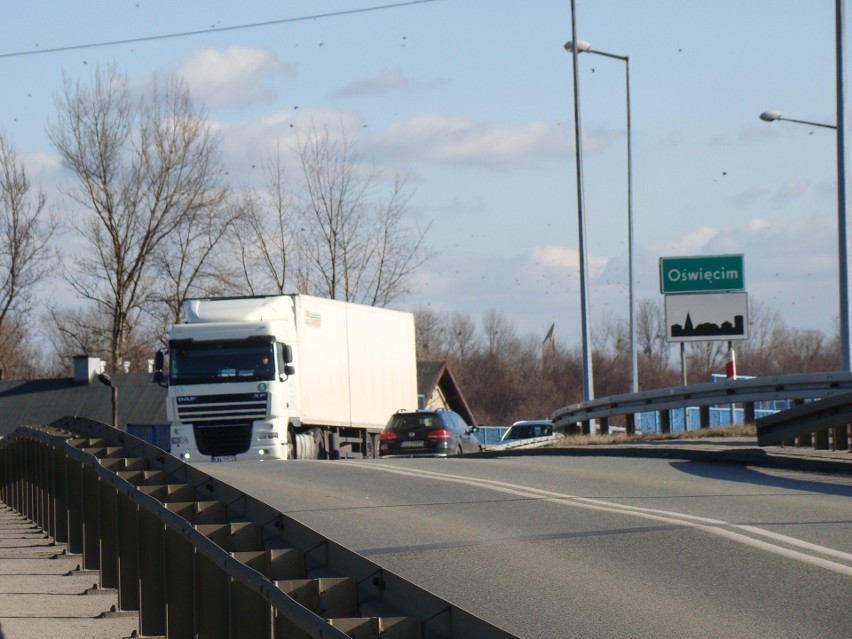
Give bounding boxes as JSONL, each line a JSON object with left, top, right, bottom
{"left": 565, "top": 1, "right": 595, "bottom": 405}
{"left": 759, "top": 106, "right": 849, "bottom": 371}
{"left": 757, "top": 1, "right": 848, "bottom": 372}
{"left": 564, "top": 39, "right": 637, "bottom": 394}
{"left": 97, "top": 372, "right": 119, "bottom": 430}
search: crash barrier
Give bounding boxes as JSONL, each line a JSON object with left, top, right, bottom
{"left": 756, "top": 389, "right": 852, "bottom": 449}
{"left": 552, "top": 372, "right": 852, "bottom": 451}
{"left": 0, "top": 417, "right": 517, "bottom": 639}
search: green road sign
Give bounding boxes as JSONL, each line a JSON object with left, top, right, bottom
{"left": 659, "top": 254, "right": 744, "bottom": 294}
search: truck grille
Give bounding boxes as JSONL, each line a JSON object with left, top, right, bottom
{"left": 176, "top": 392, "right": 269, "bottom": 421}
{"left": 177, "top": 393, "right": 269, "bottom": 456}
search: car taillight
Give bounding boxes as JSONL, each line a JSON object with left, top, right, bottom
{"left": 379, "top": 431, "right": 398, "bottom": 441}
{"left": 427, "top": 429, "right": 451, "bottom": 439}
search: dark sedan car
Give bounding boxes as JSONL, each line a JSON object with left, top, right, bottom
{"left": 379, "top": 409, "right": 482, "bottom": 457}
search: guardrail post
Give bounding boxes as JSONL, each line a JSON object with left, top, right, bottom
{"left": 231, "top": 578, "right": 272, "bottom": 638}
{"left": 66, "top": 453, "right": 84, "bottom": 555}
{"left": 165, "top": 526, "right": 196, "bottom": 637}
{"left": 814, "top": 428, "right": 830, "bottom": 450}
{"left": 138, "top": 507, "right": 167, "bottom": 636}
{"left": 39, "top": 439, "right": 53, "bottom": 538}
{"left": 52, "top": 446, "right": 68, "bottom": 544}
{"left": 82, "top": 463, "right": 101, "bottom": 571}
{"left": 599, "top": 417, "right": 609, "bottom": 435}
{"left": 832, "top": 424, "right": 849, "bottom": 450}
{"left": 116, "top": 490, "right": 140, "bottom": 612}
{"left": 23, "top": 437, "right": 35, "bottom": 520}
{"left": 196, "top": 553, "right": 229, "bottom": 639}
{"left": 744, "top": 401, "right": 756, "bottom": 424}
{"left": 785, "top": 400, "right": 806, "bottom": 446}
{"left": 659, "top": 410, "right": 670, "bottom": 434}
{"left": 796, "top": 432, "right": 813, "bottom": 447}
{"left": 99, "top": 481, "right": 119, "bottom": 589}
{"left": 699, "top": 406, "right": 710, "bottom": 429}
{"left": 581, "top": 420, "right": 591, "bottom": 436}
{"left": 625, "top": 413, "right": 635, "bottom": 435}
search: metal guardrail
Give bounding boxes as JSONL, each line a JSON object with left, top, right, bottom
{"left": 0, "top": 417, "right": 517, "bottom": 639}
{"left": 552, "top": 372, "right": 852, "bottom": 450}
{"left": 482, "top": 436, "right": 563, "bottom": 452}
{"left": 756, "top": 390, "right": 852, "bottom": 448}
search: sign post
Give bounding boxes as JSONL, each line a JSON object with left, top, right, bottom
{"left": 660, "top": 254, "right": 748, "bottom": 407}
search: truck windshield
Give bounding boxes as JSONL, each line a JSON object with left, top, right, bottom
{"left": 169, "top": 340, "right": 276, "bottom": 385}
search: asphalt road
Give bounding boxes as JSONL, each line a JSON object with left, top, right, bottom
{"left": 205, "top": 453, "right": 852, "bottom": 639}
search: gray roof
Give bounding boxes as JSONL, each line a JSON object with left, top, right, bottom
{"left": 0, "top": 373, "right": 166, "bottom": 437}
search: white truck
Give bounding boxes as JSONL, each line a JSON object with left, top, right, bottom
{"left": 154, "top": 294, "right": 418, "bottom": 462}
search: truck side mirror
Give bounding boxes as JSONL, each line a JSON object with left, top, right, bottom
{"left": 283, "top": 344, "right": 293, "bottom": 364}
{"left": 284, "top": 364, "right": 296, "bottom": 376}
{"left": 153, "top": 350, "right": 166, "bottom": 385}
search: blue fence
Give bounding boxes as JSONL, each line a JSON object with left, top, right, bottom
{"left": 636, "top": 407, "right": 779, "bottom": 434}
{"left": 127, "top": 423, "right": 171, "bottom": 451}
{"left": 476, "top": 426, "right": 510, "bottom": 445}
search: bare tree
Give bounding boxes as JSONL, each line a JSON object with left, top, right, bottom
{"left": 0, "top": 134, "right": 55, "bottom": 361}
{"left": 48, "top": 67, "right": 227, "bottom": 371}
{"left": 291, "top": 123, "right": 430, "bottom": 307}
{"left": 151, "top": 193, "right": 237, "bottom": 329}
{"left": 414, "top": 306, "right": 448, "bottom": 359}
{"left": 234, "top": 143, "right": 308, "bottom": 296}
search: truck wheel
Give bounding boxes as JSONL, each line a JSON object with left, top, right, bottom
{"left": 308, "top": 428, "right": 327, "bottom": 460}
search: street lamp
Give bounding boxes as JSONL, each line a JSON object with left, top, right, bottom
{"left": 565, "top": 39, "right": 638, "bottom": 394}
{"left": 757, "top": 1, "right": 849, "bottom": 372}
{"left": 565, "top": 1, "right": 595, "bottom": 406}
{"left": 97, "top": 373, "right": 119, "bottom": 430}
{"left": 759, "top": 111, "right": 837, "bottom": 130}
{"left": 759, "top": 106, "right": 849, "bottom": 370}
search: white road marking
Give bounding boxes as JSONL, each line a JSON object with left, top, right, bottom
{"left": 358, "top": 463, "right": 852, "bottom": 577}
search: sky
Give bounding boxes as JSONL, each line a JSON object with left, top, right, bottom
{"left": 0, "top": 0, "right": 847, "bottom": 352}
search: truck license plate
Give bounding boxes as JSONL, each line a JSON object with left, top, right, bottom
{"left": 400, "top": 441, "right": 422, "bottom": 448}
{"left": 211, "top": 455, "right": 236, "bottom": 462}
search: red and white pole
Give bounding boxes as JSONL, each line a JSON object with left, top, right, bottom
{"left": 725, "top": 343, "right": 737, "bottom": 380}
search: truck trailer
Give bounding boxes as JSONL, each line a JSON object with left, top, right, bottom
{"left": 155, "top": 294, "right": 418, "bottom": 462}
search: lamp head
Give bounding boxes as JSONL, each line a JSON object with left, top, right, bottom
{"left": 759, "top": 111, "right": 782, "bottom": 122}
{"left": 564, "top": 40, "right": 592, "bottom": 53}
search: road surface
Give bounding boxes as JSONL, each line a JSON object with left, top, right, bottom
{"left": 205, "top": 453, "right": 852, "bottom": 639}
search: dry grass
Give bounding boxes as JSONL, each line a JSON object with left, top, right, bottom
{"left": 553, "top": 423, "right": 757, "bottom": 447}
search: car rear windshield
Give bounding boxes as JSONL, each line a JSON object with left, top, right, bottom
{"left": 387, "top": 413, "right": 441, "bottom": 432}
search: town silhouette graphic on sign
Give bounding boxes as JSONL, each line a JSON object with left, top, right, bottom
{"left": 670, "top": 313, "right": 745, "bottom": 338}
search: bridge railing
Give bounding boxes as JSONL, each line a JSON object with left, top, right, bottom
{"left": 0, "top": 417, "right": 517, "bottom": 639}
{"left": 552, "top": 372, "right": 852, "bottom": 451}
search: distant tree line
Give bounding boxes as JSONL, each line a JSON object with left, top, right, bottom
{"left": 414, "top": 300, "right": 839, "bottom": 426}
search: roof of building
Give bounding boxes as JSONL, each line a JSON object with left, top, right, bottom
{"left": 0, "top": 373, "right": 166, "bottom": 438}
{"left": 417, "top": 360, "right": 478, "bottom": 426}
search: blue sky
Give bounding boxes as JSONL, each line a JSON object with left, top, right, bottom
{"left": 0, "top": 0, "right": 846, "bottom": 348}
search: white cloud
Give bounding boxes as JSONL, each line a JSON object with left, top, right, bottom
{"left": 170, "top": 47, "right": 297, "bottom": 109}
{"left": 329, "top": 69, "right": 447, "bottom": 98}
{"left": 369, "top": 115, "right": 617, "bottom": 169}
{"left": 216, "top": 108, "right": 620, "bottom": 179}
